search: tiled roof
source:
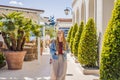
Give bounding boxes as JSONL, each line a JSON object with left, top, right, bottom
{"left": 0, "top": 5, "right": 44, "bottom": 13}
{"left": 57, "top": 18, "right": 72, "bottom": 22}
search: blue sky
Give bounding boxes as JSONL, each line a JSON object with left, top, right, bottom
{"left": 0, "top": 0, "right": 72, "bottom": 19}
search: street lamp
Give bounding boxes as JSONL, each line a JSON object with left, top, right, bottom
{"left": 64, "top": 7, "right": 72, "bottom": 15}
{"left": 64, "top": 8, "right": 70, "bottom": 15}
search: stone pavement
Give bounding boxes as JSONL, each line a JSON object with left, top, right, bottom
{"left": 0, "top": 48, "right": 99, "bottom": 80}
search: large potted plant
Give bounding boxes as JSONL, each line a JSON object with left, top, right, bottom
{"left": 78, "top": 18, "right": 99, "bottom": 75}
{"left": 78, "top": 18, "right": 98, "bottom": 67}
{"left": 0, "top": 12, "right": 42, "bottom": 70}
{"left": 100, "top": 0, "right": 120, "bottom": 79}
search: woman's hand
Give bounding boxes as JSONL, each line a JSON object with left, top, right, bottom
{"left": 63, "top": 50, "right": 65, "bottom": 54}
{"left": 55, "top": 51, "right": 58, "bottom": 55}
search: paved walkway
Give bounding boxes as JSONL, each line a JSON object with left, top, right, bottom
{"left": 0, "top": 48, "right": 99, "bottom": 80}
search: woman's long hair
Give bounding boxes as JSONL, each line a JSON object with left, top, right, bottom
{"left": 56, "top": 30, "right": 67, "bottom": 51}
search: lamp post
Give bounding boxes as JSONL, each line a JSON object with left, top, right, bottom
{"left": 64, "top": 7, "right": 72, "bottom": 15}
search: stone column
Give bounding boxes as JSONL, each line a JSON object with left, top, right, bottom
{"left": 96, "top": 0, "right": 114, "bottom": 66}
{"left": 85, "top": 0, "right": 89, "bottom": 23}
{"left": 37, "top": 13, "right": 41, "bottom": 64}
{"left": 85, "top": 0, "right": 95, "bottom": 22}
{"left": 102, "top": 0, "right": 114, "bottom": 34}
{"left": 78, "top": 6, "right": 81, "bottom": 24}
{"left": 76, "top": 8, "right": 80, "bottom": 24}
{"left": 72, "top": 12, "right": 75, "bottom": 24}
{"left": 81, "top": 0, "right": 86, "bottom": 23}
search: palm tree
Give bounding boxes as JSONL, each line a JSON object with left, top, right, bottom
{"left": 0, "top": 12, "right": 42, "bottom": 51}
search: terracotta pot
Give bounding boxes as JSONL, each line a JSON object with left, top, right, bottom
{"left": 4, "top": 51, "right": 26, "bottom": 70}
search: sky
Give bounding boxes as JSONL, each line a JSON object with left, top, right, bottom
{"left": 0, "top": 0, "right": 72, "bottom": 19}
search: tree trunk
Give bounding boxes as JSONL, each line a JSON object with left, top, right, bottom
{"left": 16, "top": 30, "right": 24, "bottom": 51}
{"left": 1, "top": 32, "right": 11, "bottom": 50}
{"left": 21, "top": 36, "right": 26, "bottom": 51}
{"left": 9, "top": 35, "right": 16, "bottom": 51}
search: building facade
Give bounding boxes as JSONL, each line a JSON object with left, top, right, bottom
{"left": 72, "top": 0, "right": 115, "bottom": 53}
{"left": 56, "top": 18, "right": 72, "bottom": 37}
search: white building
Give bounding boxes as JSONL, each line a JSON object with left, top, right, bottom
{"left": 72, "top": 0, "right": 115, "bottom": 53}
{"left": 56, "top": 18, "right": 72, "bottom": 37}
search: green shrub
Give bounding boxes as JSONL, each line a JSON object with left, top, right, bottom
{"left": 67, "top": 26, "right": 73, "bottom": 43}
{"left": 78, "top": 18, "right": 97, "bottom": 67}
{"left": 73, "top": 21, "right": 84, "bottom": 57}
{"left": 100, "top": 0, "right": 120, "bottom": 80}
{"left": 0, "top": 53, "right": 5, "bottom": 64}
{"left": 70, "top": 23, "right": 78, "bottom": 53}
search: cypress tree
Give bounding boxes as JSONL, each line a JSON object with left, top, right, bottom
{"left": 78, "top": 18, "right": 97, "bottom": 67}
{"left": 70, "top": 23, "right": 78, "bottom": 53}
{"left": 73, "top": 21, "right": 84, "bottom": 57}
{"left": 67, "top": 26, "right": 73, "bottom": 43}
{"left": 100, "top": 0, "right": 120, "bottom": 79}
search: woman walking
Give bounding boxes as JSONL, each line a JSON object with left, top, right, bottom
{"left": 50, "top": 30, "right": 67, "bottom": 80}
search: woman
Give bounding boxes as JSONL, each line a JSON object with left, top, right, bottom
{"left": 50, "top": 30, "right": 67, "bottom": 80}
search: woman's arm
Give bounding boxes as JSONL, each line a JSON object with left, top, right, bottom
{"left": 50, "top": 41, "right": 56, "bottom": 55}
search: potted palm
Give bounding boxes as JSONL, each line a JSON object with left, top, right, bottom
{"left": 0, "top": 12, "right": 42, "bottom": 70}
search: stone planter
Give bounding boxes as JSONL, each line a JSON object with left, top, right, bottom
{"left": 24, "top": 47, "right": 35, "bottom": 61}
{"left": 70, "top": 53, "right": 79, "bottom": 63}
{"left": 75, "top": 58, "right": 79, "bottom": 63}
{"left": 79, "top": 64, "right": 99, "bottom": 75}
{"left": 4, "top": 51, "right": 26, "bottom": 70}
{"left": 70, "top": 52, "right": 99, "bottom": 75}
{"left": 24, "top": 54, "right": 35, "bottom": 61}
